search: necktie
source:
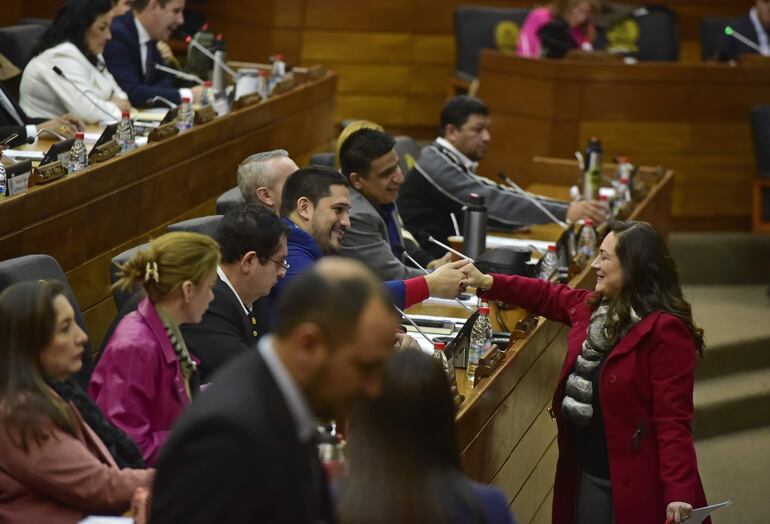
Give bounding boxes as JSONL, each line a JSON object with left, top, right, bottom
{"left": 145, "top": 42, "right": 156, "bottom": 81}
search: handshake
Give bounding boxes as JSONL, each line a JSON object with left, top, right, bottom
{"left": 423, "top": 260, "right": 493, "bottom": 299}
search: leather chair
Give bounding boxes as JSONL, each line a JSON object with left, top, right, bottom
{"left": 454, "top": 6, "right": 531, "bottom": 79}
{"left": 166, "top": 215, "right": 223, "bottom": 237}
{"left": 110, "top": 242, "right": 150, "bottom": 311}
{"left": 0, "top": 24, "right": 47, "bottom": 69}
{"left": 18, "top": 18, "right": 52, "bottom": 28}
{"left": 700, "top": 17, "right": 728, "bottom": 61}
{"left": 308, "top": 152, "right": 336, "bottom": 168}
{"left": 0, "top": 254, "right": 94, "bottom": 386}
{"left": 394, "top": 136, "right": 421, "bottom": 177}
{"left": 750, "top": 105, "right": 770, "bottom": 232}
{"left": 216, "top": 186, "right": 246, "bottom": 215}
{"left": 605, "top": 6, "right": 678, "bottom": 61}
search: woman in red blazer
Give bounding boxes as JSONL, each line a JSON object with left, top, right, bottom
{"left": 465, "top": 221, "right": 709, "bottom": 524}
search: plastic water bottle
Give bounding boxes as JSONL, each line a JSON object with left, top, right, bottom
{"left": 116, "top": 111, "right": 135, "bottom": 154}
{"left": 467, "top": 305, "right": 492, "bottom": 387}
{"left": 433, "top": 340, "right": 449, "bottom": 376}
{"left": 176, "top": 97, "right": 194, "bottom": 132}
{"left": 539, "top": 244, "right": 558, "bottom": 281}
{"left": 200, "top": 80, "right": 216, "bottom": 107}
{"left": 577, "top": 219, "right": 597, "bottom": 266}
{"left": 68, "top": 132, "right": 87, "bottom": 173}
{"left": 269, "top": 53, "right": 286, "bottom": 93}
{"left": 0, "top": 152, "right": 7, "bottom": 200}
{"left": 256, "top": 69, "right": 269, "bottom": 99}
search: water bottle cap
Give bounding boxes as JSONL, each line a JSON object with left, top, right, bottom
{"left": 203, "top": 80, "right": 212, "bottom": 87}
{"left": 121, "top": 111, "right": 130, "bottom": 117}
{"left": 258, "top": 69, "right": 267, "bottom": 76}
{"left": 617, "top": 155, "right": 629, "bottom": 163}
{"left": 182, "top": 97, "right": 191, "bottom": 103}
{"left": 547, "top": 244, "right": 557, "bottom": 251}
{"left": 433, "top": 341, "right": 446, "bottom": 350}
{"left": 598, "top": 194, "right": 608, "bottom": 201}
{"left": 584, "top": 218, "right": 594, "bottom": 226}
{"left": 479, "top": 306, "right": 490, "bottom": 315}
{"left": 273, "top": 53, "right": 283, "bottom": 61}
{"left": 202, "top": 22, "right": 209, "bottom": 31}
{"left": 75, "top": 132, "right": 84, "bottom": 139}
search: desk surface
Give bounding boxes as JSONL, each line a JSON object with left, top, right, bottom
{"left": 0, "top": 72, "right": 337, "bottom": 347}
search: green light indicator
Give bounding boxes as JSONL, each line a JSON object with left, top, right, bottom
{"left": 725, "top": 26, "right": 734, "bottom": 36}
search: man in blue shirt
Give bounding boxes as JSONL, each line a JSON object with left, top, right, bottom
{"left": 268, "top": 166, "right": 470, "bottom": 320}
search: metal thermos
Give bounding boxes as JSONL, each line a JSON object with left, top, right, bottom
{"left": 583, "top": 137, "right": 603, "bottom": 200}
{"left": 463, "top": 193, "right": 487, "bottom": 260}
{"left": 212, "top": 49, "right": 227, "bottom": 94}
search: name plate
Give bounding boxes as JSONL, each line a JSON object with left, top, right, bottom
{"left": 33, "top": 160, "right": 68, "bottom": 185}
{"left": 233, "top": 92, "right": 262, "bottom": 110}
{"left": 272, "top": 76, "right": 295, "bottom": 95}
{"left": 5, "top": 160, "right": 32, "bottom": 196}
{"left": 148, "top": 122, "right": 180, "bottom": 143}
{"left": 90, "top": 139, "right": 121, "bottom": 164}
{"left": 194, "top": 105, "right": 217, "bottom": 125}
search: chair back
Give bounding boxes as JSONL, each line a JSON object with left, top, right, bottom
{"left": 216, "top": 186, "right": 246, "bottom": 215}
{"left": 166, "top": 215, "right": 223, "bottom": 238}
{"left": 0, "top": 254, "right": 94, "bottom": 386}
{"left": 0, "top": 24, "right": 46, "bottom": 69}
{"left": 750, "top": 105, "right": 770, "bottom": 225}
{"left": 394, "top": 136, "right": 421, "bottom": 178}
{"left": 700, "top": 17, "right": 728, "bottom": 60}
{"left": 308, "top": 152, "right": 336, "bottom": 168}
{"left": 603, "top": 6, "right": 678, "bottom": 61}
{"left": 110, "top": 242, "right": 150, "bottom": 311}
{"left": 454, "top": 6, "right": 531, "bottom": 79}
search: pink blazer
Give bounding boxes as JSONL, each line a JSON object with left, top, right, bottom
{"left": 0, "top": 398, "right": 153, "bottom": 524}
{"left": 517, "top": 7, "right": 592, "bottom": 58}
{"left": 89, "top": 297, "right": 195, "bottom": 465}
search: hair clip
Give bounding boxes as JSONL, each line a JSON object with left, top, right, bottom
{"left": 144, "top": 261, "right": 159, "bottom": 283}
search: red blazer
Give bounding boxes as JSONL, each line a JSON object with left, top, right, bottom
{"left": 480, "top": 275, "right": 709, "bottom": 524}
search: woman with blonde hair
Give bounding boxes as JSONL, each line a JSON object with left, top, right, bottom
{"left": 89, "top": 232, "right": 220, "bottom": 465}
{"left": 517, "top": 0, "right": 601, "bottom": 58}
{"left": 0, "top": 280, "right": 152, "bottom": 523}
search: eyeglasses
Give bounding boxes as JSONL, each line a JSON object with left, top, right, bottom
{"left": 269, "top": 257, "right": 290, "bottom": 271}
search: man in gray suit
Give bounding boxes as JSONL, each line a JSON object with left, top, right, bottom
{"left": 339, "top": 128, "right": 447, "bottom": 281}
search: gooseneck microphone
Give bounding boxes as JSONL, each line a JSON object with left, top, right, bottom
{"left": 394, "top": 245, "right": 473, "bottom": 312}
{"left": 417, "top": 232, "right": 473, "bottom": 262}
{"left": 393, "top": 304, "right": 433, "bottom": 343}
{"left": 186, "top": 36, "right": 238, "bottom": 78}
{"left": 52, "top": 66, "right": 119, "bottom": 121}
{"left": 27, "top": 127, "right": 68, "bottom": 144}
{"left": 497, "top": 172, "right": 569, "bottom": 230}
{"left": 145, "top": 96, "right": 178, "bottom": 109}
{"left": 724, "top": 26, "right": 763, "bottom": 54}
{"left": 154, "top": 63, "right": 205, "bottom": 85}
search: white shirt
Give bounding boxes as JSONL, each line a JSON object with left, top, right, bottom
{"left": 749, "top": 7, "right": 770, "bottom": 56}
{"left": 257, "top": 336, "right": 316, "bottom": 443}
{"left": 19, "top": 42, "right": 127, "bottom": 123}
{"left": 436, "top": 136, "right": 479, "bottom": 173}
{"left": 216, "top": 265, "right": 251, "bottom": 315}
{"left": 0, "top": 88, "right": 36, "bottom": 140}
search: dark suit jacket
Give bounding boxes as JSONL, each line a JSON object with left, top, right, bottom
{"left": 715, "top": 14, "right": 761, "bottom": 61}
{"left": 181, "top": 276, "right": 267, "bottom": 383}
{"left": 0, "top": 81, "right": 43, "bottom": 147}
{"left": 103, "top": 11, "right": 181, "bottom": 106}
{"left": 150, "top": 349, "right": 335, "bottom": 524}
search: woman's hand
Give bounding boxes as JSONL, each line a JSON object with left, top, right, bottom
{"left": 111, "top": 97, "right": 132, "bottom": 113}
{"left": 666, "top": 501, "right": 693, "bottom": 523}
{"left": 462, "top": 263, "right": 494, "bottom": 291}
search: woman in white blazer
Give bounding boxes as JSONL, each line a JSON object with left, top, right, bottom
{"left": 20, "top": 0, "right": 131, "bottom": 124}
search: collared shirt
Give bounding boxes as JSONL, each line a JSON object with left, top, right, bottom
{"left": 216, "top": 265, "right": 251, "bottom": 315}
{"left": 436, "top": 136, "right": 479, "bottom": 173}
{"left": 749, "top": 7, "right": 770, "bottom": 56}
{"left": 257, "top": 335, "right": 316, "bottom": 443}
{"left": 134, "top": 17, "right": 152, "bottom": 75}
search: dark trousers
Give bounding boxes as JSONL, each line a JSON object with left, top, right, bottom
{"left": 576, "top": 470, "right": 615, "bottom": 524}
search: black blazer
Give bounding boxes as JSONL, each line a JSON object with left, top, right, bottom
{"left": 181, "top": 276, "right": 267, "bottom": 383}
{"left": 0, "top": 81, "right": 43, "bottom": 147}
{"left": 715, "top": 14, "right": 761, "bottom": 61}
{"left": 150, "top": 349, "right": 335, "bottom": 524}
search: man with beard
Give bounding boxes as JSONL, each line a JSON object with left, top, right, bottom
{"left": 151, "top": 258, "right": 399, "bottom": 523}
{"left": 267, "top": 166, "right": 470, "bottom": 321}
{"left": 398, "top": 95, "right": 606, "bottom": 258}
{"left": 181, "top": 204, "right": 289, "bottom": 383}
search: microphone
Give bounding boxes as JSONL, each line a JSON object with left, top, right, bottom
{"left": 417, "top": 232, "right": 473, "bottom": 262}
{"left": 186, "top": 35, "right": 238, "bottom": 78}
{"left": 52, "top": 66, "right": 119, "bottom": 122}
{"left": 724, "top": 26, "right": 763, "bottom": 54}
{"left": 394, "top": 245, "right": 473, "bottom": 312}
{"left": 145, "top": 96, "right": 178, "bottom": 109}
{"left": 497, "top": 172, "right": 569, "bottom": 230}
{"left": 393, "top": 304, "right": 433, "bottom": 343}
{"left": 28, "top": 128, "right": 68, "bottom": 143}
{"left": 154, "top": 63, "right": 205, "bottom": 85}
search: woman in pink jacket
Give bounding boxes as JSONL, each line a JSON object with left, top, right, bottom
{"left": 517, "top": 0, "right": 600, "bottom": 58}
{"left": 464, "top": 221, "right": 709, "bottom": 524}
{"left": 89, "top": 232, "right": 220, "bottom": 465}
{"left": 0, "top": 281, "right": 153, "bottom": 524}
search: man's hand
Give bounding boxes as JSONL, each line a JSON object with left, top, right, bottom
{"left": 566, "top": 199, "right": 607, "bottom": 224}
{"left": 424, "top": 259, "right": 470, "bottom": 298}
{"left": 38, "top": 113, "right": 86, "bottom": 138}
{"left": 461, "top": 263, "right": 494, "bottom": 291}
{"left": 111, "top": 97, "right": 132, "bottom": 113}
{"left": 426, "top": 251, "right": 453, "bottom": 270}
{"left": 394, "top": 332, "right": 421, "bottom": 352}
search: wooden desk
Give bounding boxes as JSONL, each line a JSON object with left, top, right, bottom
{"left": 0, "top": 73, "right": 337, "bottom": 348}
{"left": 475, "top": 50, "right": 770, "bottom": 231}
{"left": 408, "top": 159, "right": 673, "bottom": 524}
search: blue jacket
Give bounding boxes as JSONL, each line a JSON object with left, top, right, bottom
{"left": 267, "top": 218, "right": 408, "bottom": 326}
{"left": 103, "top": 11, "right": 181, "bottom": 106}
{"left": 464, "top": 480, "right": 516, "bottom": 524}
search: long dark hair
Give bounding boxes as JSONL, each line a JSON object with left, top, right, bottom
{"left": 592, "top": 221, "right": 705, "bottom": 354}
{"left": 0, "top": 281, "right": 76, "bottom": 450}
{"left": 31, "top": 0, "right": 114, "bottom": 66}
{"left": 338, "top": 350, "right": 485, "bottom": 524}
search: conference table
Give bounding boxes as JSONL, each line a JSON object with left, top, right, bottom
{"left": 407, "top": 158, "right": 673, "bottom": 524}
{"left": 474, "top": 50, "right": 770, "bottom": 231}
{"left": 0, "top": 71, "right": 337, "bottom": 347}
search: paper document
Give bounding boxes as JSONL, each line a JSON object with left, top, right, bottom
{"left": 79, "top": 517, "right": 133, "bottom": 523}
{"left": 689, "top": 500, "right": 731, "bottom": 524}
{"left": 2, "top": 149, "right": 44, "bottom": 161}
{"left": 486, "top": 235, "right": 553, "bottom": 253}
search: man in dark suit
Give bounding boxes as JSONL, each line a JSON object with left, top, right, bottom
{"left": 715, "top": 0, "right": 770, "bottom": 61}
{"left": 0, "top": 53, "right": 84, "bottom": 147}
{"left": 151, "top": 257, "right": 399, "bottom": 523}
{"left": 103, "top": 0, "right": 202, "bottom": 107}
{"left": 181, "top": 204, "right": 289, "bottom": 383}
